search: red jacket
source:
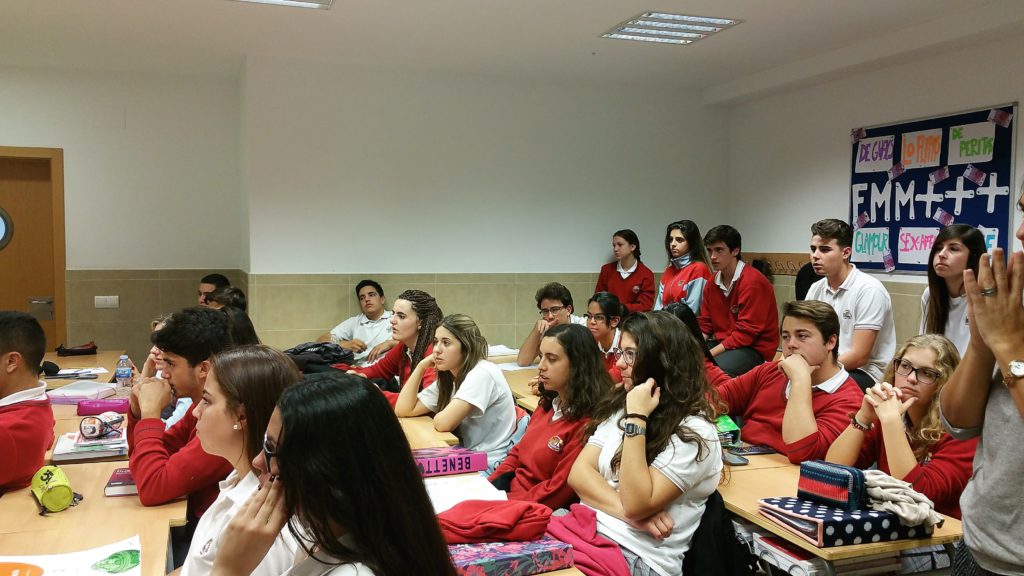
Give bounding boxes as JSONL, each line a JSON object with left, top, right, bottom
{"left": 699, "top": 266, "right": 779, "bottom": 361}
{"left": 856, "top": 428, "right": 977, "bottom": 519}
{"left": 0, "top": 399, "right": 54, "bottom": 493}
{"left": 128, "top": 408, "right": 232, "bottom": 521}
{"left": 490, "top": 403, "right": 588, "bottom": 510}
{"left": 355, "top": 343, "right": 436, "bottom": 407}
{"left": 708, "top": 361, "right": 862, "bottom": 463}
{"left": 596, "top": 262, "right": 655, "bottom": 313}
{"left": 659, "top": 261, "right": 712, "bottom": 311}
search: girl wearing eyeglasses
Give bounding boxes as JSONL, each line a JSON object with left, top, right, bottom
{"left": 585, "top": 292, "right": 625, "bottom": 383}
{"left": 826, "top": 334, "right": 978, "bottom": 518}
{"left": 653, "top": 220, "right": 712, "bottom": 314}
{"left": 395, "top": 314, "right": 517, "bottom": 474}
{"left": 920, "top": 224, "right": 987, "bottom": 356}
{"left": 596, "top": 229, "right": 656, "bottom": 313}
{"left": 184, "top": 345, "right": 300, "bottom": 576}
{"left": 567, "top": 312, "right": 723, "bottom": 576}
{"left": 210, "top": 373, "right": 457, "bottom": 576}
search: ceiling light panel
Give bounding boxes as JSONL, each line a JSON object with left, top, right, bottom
{"left": 228, "top": 0, "right": 333, "bottom": 9}
{"left": 603, "top": 11, "right": 739, "bottom": 46}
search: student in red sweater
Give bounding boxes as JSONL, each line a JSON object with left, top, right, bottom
{"left": 585, "top": 292, "right": 624, "bottom": 383}
{"left": 0, "top": 311, "right": 54, "bottom": 494}
{"left": 699, "top": 224, "right": 779, "bottom": 376}
{"left": 596, "top": 229, "right": 655, "bottom": 313}
{"left": 129, "top": 307, "right": 234, "bottom": 525}
{"left": 490, "top": 323, "right": 610, "bottom": 509}
{"left": 352, "top": 289, "right": 443, "bottom": 406}
{"left": 654, "top": 220, "right": 713, "bottom": 314}
{"left": 826, "top": 334, "right": 977, "bottom": 518}
{"left": 706, "top": 300, "right": 862, "bottom": 464}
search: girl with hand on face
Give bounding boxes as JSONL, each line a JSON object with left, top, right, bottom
{"left": 568, "top": 312, "right": 723, "bottom": 576}
{"left": 920, "top": 225, "right": 986, "bottom": 356}
{"left": 653, "top": 220, "right": 712, "bottom": 314}
{"left": 489, "top": 324, "right": 610, "bottom": 510}
{"left": 353, "top": 289, "right": 443, "bottom": 405}
{"left": 211, "top": 373, "right": 457, "bottom": 576}
{"left": 585, "top": 292, "right": 625, "bottom": 383}
{"left": 596, "top": 229, "right": 655, "bottom": 313}
{"left": 395, "top": 314, "right": 517, "bottom": 474}
{"left": 826, "top": 334, "right": 977, "bottom": 519}
{"left": 183, "top": 345, "right": 301, "bottom": 576}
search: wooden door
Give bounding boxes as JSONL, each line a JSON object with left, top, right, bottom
{"left": 0, "top": 148, "right": 66, "bottom": 350}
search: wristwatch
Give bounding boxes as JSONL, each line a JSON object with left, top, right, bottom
{"left": 1003, "top": 360, "right": 1024, "bottom": 389}
{"left": 623, "top": 422, "right": 646, "bottom": 437}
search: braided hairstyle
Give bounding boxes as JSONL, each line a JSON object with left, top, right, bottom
{"left": 396, "top": 289, "right": 444, "bottom": 366}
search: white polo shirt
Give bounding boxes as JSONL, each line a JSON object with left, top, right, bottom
{"left": 919, "top": 287, "right": 970, "bottom": 357}
{"left": 328, "top": 310, "right": 393, "bottom": 366}
{"left": 806, "top": 265, "right": 896, "bottom": 383}
{"left": 181, "top": 470, "right": 299, "bottom": 576}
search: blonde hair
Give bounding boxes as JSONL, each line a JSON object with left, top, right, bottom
{"left": 881, "top": 334, "right": 960, "bottom": 462}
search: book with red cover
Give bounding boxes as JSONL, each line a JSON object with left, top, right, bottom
{"left": 104, "top": 467, "right": 138, "bottom": 497}
{"left": 412, "top": 446, "right": 488, "bottom": 478}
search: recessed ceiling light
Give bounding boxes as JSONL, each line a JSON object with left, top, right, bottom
{"left": 228, "top": 0, "right": 333, "bottom": 9}
{"left": 603, "top": 11, "right": 739, "bottom": 46}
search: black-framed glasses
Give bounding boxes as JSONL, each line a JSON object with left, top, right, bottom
{"left": 583, "top": 313, "right": 608, "bottom": 323}
{"left": 612, "top": 349, "right": 636, "bottom": 366}
{"left": 539, "top": 305, "right": 566, "bottom": 317}
{"left": 893, "top": 358, "right": 941, "bottom": 385}
{"left": 262, "top": 433, "right": 279, "bottom": 471}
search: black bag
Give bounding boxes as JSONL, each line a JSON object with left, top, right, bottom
{"left": 683, "top": 490, "right": 757, "bottom": 576}
{"left": 283, "top": 342, "right": 354, "bottom": 365}
{"left": 55, "top": 341, "right": 98, "bottom": 357}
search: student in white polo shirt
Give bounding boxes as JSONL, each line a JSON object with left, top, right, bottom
{"left": 318, "top": 279, "right": 394, "bottom": 367}
{"left": 806, "top": 218, "right": 896, "bottom": 390}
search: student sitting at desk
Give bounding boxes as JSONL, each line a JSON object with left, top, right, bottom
{"left": 318, "top": 279, "right": 395, "bottom": 367}
{"left": 568, "top": 312, "right": 722, "bottom": 576}
{"left": 210, "top": 373, "right": 457, "bottom": 576}
{"left": 181, "top": 345, "right": 300, "bottom": 576}
{"left": 0, "top": 311, "right": 54, "bottom": 494}
{"left": 826, "top": 334, "right": 976, "bottom": 519}
{"left": 351, "top": 289, "right": 442, "bottom": 406}
{"left": 396, "top": 314, "right": 517, "bottom": 474}
{"left": 706, "top": 300, "right": 862, "bottom": 464}
{"left": 653, "top": 219, "right": 712, "bottom": 313}
{"left": 585, "top": 291, "right": 624, "bottom": 383}
{"left": 490, "top": 323, "right": 609, "bottom": 510}
{"left": 596, "top": 229, "right": 655, "bottom": 313}
{"left": 516, "top": 282, "right": 586, "bottom": 367}
{"left": 128, "top": 307, "right": 234, "bottom": 525}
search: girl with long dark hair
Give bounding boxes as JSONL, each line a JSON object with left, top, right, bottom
{"left": 920, "top": 224, "right": 986, "bottom": 355}
{"left": 596, "top": 229, "right": 655, "bottom": 312}
{"left": 653, "top": 220, "right": 712, "bottom": 313}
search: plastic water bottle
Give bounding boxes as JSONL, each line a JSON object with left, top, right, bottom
{"left": 115, "top": 355, "right": 132, "bottom": 397}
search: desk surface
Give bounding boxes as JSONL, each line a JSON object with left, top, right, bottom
{"left": 400, "top": 416, "right": 459, "bottom": 448}
{"left": 43, "top": 350, "right": 126, "bottom": 388}
{"left": 719, "top": 465, "right": 962, "bottom": 561}
{"left": 503, "top": 367, "right": 540, "bottom": 412}
{"left": 0, "top": 460, "right": 186, "bottom": 576}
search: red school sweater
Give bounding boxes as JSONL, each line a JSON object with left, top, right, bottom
{"left": 128, "top": 408, "right": 232, "bottom": 521}
{"left": 354, "top": 342, "right": 436, "bottom": 407}
{"left": 707, "top": 362, "right": 862, "bottom": 464}
{"left": 596, "top": 262, "right": 656, "bottom": 313}
{"left": 856, "top": 427, "right": 977, "bottom": 519}
{"left": 659, "top": 261, "right": 712, "bottom": 310}
{"left": 489, "top": 403, "right": 588, "bottom": 510}
{"left": 0, "top": 399, "right": 55, "bottom": 493}
{"left": 698, "top": 267, "right": 779, "bottom": 361}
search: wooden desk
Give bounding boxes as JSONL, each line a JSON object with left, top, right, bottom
{"left": 731, "top": 452, "right": 793, "bottom": 471}
{"left": 400, "top": 416, "right": 459, "bottom": 448}
{"left": 503, "top": 367, "right": 540, "bottom": 412}
{"left": 43, "top": 350, "right": 126, "bottom": 388}
{"left": 719, "top": 465, "right": 962, "bottom": 561}
{"left": 0, "top": 460, "right": 186, "bottom": 576}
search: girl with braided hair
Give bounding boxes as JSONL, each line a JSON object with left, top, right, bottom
{"left": 353, "top": 289, "right": 443, "bottom": 407}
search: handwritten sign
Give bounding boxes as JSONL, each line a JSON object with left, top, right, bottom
{"left": 854, "top": 136, "right": 895, "bottom": 173}
{"left": 852, "top": 228, "right": 890, "bottom": 263}
{"left": 949, "top": 122, "right": 995, "bottom": 165}
{"left": 900, "top": 129, "right": 942, "bottom": 169}
{"left": 896, "top": 227, "right": 940, "bottom": 265}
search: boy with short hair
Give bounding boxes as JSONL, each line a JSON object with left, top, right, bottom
{"left": 516, "top": 283, "right": 586, "bottom": 367}
{"left": 698, "top": 225, "right": 780, "bottom": 376}
{"left": 0, "top": 311, "right": 54, "bottom": 493}
{"left": 707, "top": 300, "right": 862, "bottom": 463}
{"left": 317, "top": 279, "right": 395, "bottom": 367}
{"left": 805, "top": 218, "right": 896, "bottom": 390}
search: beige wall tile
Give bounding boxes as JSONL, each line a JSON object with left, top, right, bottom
{"left": 159, "top": 278, "right": 204, "bottom": 314}
{"left": 68, "top": 320, "right": 152, "bottom": 367}
{"left": 515, "top": 322, "right": 539, "bottom": 347}
{"left": 67, "top": 270, "right": 160, "bottom": 281}
{"left": 68, "top": 279, "right": 162, "bottom": 324}
{"left": 259, "top": 329, "right": 325, "bottom": 351}
{"left": 515, "top": 273, "right": 597, "bottom": 285}
{"left": 479, "top": 324, "right": 517, "bottom": 349}
{"left": 251, "top": 283, "right": 349, "bottom": 332}
{"left": 249, "top": 273, "right": 348, "bottom": 286}
{"left": 434, "top": 283, "right": 517, "bottom": 325}
{"left": 892, "top": 293, "right": 924, "bottom": 346}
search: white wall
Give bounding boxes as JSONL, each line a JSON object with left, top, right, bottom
{"left": 0, "top": 65, "right": 243, "bottom": 269}
{"left": 243, "top": 56, "right": 730, "bottom": 274}
{"left": 728, "top": 32, "right": 1024, "bottom": 282}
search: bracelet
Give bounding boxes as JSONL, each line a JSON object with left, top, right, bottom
{"left": 847, "top": 412, "right": 873, "bottom": 431}
{"left": 624, "top": 413, "right": 649, "bottom": 423}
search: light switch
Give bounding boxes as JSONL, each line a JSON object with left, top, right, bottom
{"left": 94, "top": 295, "right": 120, "bottom": 309}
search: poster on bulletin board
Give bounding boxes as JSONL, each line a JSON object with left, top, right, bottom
{"left": 849, "top": 104, "right": 1016, "bottom": 273}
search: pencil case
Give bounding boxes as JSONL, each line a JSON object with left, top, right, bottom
{"left": 797, "top": 460, "right": 866, "bottom": 512}
{"left": 78, "top": 398, "right": 130, "bottom": 416}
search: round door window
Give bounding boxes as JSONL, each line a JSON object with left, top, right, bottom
{"left": 0, "top": 207, "right": 12, "bottom": 250}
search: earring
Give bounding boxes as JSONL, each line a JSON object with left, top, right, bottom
{"left": 232, "top": 423, "right": 241, "bottom": 430}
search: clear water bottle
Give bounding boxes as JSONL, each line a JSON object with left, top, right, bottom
{"left": 115, "top": 354, "right": 132, "bottom": 397}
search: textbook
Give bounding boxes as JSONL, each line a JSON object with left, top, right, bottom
{"left": 424, "top": 474, "right": 507, "bottom": 514}
{"left": 47, "top": 381, "right": 116, "bottom": 405}
{"left": 51, "top": 432, "right": 128, "bottom": 463}
{"left": 104, "top": 467, "right": 138, "bottom": 497}
{"left": 412, "top": 446, "right": 488, "bottom": 478}
{"left": 448, "top": 536, "right": 573, "bottom": 576}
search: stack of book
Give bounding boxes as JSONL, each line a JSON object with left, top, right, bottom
{"left": 47, "top": 381, "right": 116, "bottom": 404}
{"left": 51, "top": 431, "right": 128, "bottom": 463}
{"left": 753, "top": 534, "right": 900, "bottom": 575}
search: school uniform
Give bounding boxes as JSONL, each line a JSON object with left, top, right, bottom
{"left": 919, "top": 287, "right": 970, "bottom": 356}
{"left": 707, "top": 361, "right": 862, "bottom": 463}
{"left": 181, "top": 470, "right": 299, "bottom": 576}
{"left": 328, "top": 311, "right": 393, "bottom": 366}
{"left": 597, "top": 328, "right": 622, "bottom": 383}
{"left": 0, "top": 381, "right": 54, "bottom": 493}
{"left": 596, "top": 260, "right": 655, "bottom": 313}
{"left": 489, "top": 397, "right": 588, "bottom": 510}
{"left": 654, "top": 255, "right": 712, "bottom": 313}
{"left": 698, "top": 260, "right": 780, "bottom": 366}
{"left": 355, "top": 342, "right": 435, "bottom": 407}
